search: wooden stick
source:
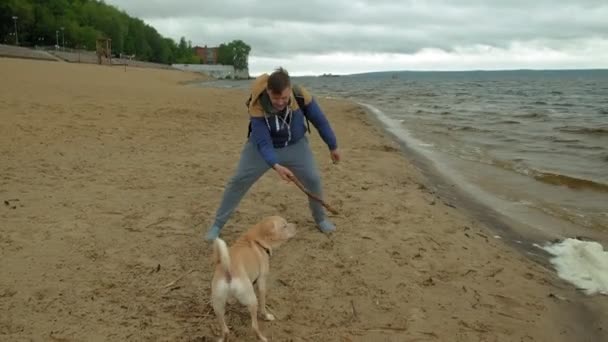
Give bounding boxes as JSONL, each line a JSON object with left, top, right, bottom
{"left": 161, "top": 269, "right": 194, "bottom": 289}
{"left": 362, "top": 326, "right": 408, "bottom": 332}
{"left": 288, "top": 174, "right": 339, "bottom": 215}
{"left": 350, "top": 300, "right": 359, "bottom": 321}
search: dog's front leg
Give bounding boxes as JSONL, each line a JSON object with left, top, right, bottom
{"left": 256, "top": 275, "right": 275, "bottom": 321}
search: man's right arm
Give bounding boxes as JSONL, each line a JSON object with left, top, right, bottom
{"left": 250, "top": 117, "right": 279, "bottom": 167}
{"left": 250, "top": 118, "right": 295, "bottom": 181}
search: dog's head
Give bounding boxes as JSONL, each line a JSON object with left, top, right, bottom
{"left": 254, "top": 215, "right": 297, "bottom": 248}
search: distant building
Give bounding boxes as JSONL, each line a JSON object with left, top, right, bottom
{"left": 194, "top": 45, "right": 218, "bottom": 64}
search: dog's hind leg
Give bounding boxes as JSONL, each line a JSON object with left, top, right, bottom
{"left": 247, "top": 302, "right": 268, "bottom": 342}
{"left": 211, "top": 283, "right": 230, "bottom": 341}
{"left": 234, "top": 281, "right": 268, "bottom": 342}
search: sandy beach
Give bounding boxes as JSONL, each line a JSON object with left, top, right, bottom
{"left": 1, "top": 58, "right": 606, "bottom": 341}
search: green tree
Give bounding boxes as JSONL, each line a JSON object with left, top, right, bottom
{"left": 229, "top": 39, "right": 251, "bottom": 70}
{"left": 177, "top": 37, "right": 190, "bottom": 59}
{"left": 216, "top": 43, "right": 232, "bottom": 65}
{"left": 0, "top": 0, "right": 249, "bottom": 65}
{"left": 217, "top": 40, "right": 251, "bottom": 69}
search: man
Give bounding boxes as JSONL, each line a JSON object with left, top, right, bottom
{"left": 205, "top": 67, "right": 340, "bottom": 241}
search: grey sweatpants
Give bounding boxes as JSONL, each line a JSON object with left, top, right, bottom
{"left": 212, "top": 136, "right": 325, "bottom": 228}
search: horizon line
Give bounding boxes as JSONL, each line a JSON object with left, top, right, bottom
{"left": 248, "top": 67, "right": 608, "bottom": 78}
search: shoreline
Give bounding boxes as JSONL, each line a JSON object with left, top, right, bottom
{"left": 1, "top": 57, "right": 606, "bottom": 341}
{"left": 354, "top": 99, "right": 608, "bottom": 339}
{"left": 356, "top": 102, "right": 608, "bottom": 247}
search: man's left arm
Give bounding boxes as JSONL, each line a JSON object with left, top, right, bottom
{"left": 299, "top": 89, "right": 338, "bottom": 151}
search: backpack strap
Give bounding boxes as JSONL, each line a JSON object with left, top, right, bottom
{"left": 247, "top": 84, "right": 311, "bottom": 137}
{"left": 292, "top": 84, "right": 311, "bottom": 134}
{"left": 246, "top": 93, "right": 252, "bottom": 137}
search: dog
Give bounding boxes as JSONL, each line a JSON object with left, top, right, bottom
{"left": 210, "top": 216, "right": 297, "bottom": 341}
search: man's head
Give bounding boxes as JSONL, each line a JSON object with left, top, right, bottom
{"left": 266, "top": 67, "right": 291, "bottom": 111}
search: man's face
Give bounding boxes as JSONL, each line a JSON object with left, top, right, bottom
{"left": 267, "top": 87, "right": 291, "bottom": 111}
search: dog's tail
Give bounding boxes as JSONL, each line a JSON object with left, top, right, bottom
{"left": 213, "top": 238, "right": 232, "bottom": 281}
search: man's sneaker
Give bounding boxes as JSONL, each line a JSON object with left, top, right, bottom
{"left": 317, "top": 219, "right": 336, "bottom": 233}
{"left": 205, "top": 224, "right": 222, "bottom": 241}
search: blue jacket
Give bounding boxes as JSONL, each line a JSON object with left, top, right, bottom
{"left": 247, "top": 74, "right": 337, "bottom": 166}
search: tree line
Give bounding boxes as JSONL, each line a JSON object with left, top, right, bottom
{"left": 0, "top": 0, "right": 250, "bottom": 68}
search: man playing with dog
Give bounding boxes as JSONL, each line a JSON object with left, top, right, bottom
{"left": 205, "top": 67, "right": 340, "bottom": 241}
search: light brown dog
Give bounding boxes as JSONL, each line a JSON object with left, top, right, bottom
{"left": 211, "top": 216, "right": 297, "bottom": 341}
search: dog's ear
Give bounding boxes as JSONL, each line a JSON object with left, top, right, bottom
{"left": 260, "top": 217, "right": 280, "bottom": 237}
{"left": 258, "top": 220, "right": 277, "bottom": 241}
{"left": 271, "top": 217, "right": 283, "bottom": 232}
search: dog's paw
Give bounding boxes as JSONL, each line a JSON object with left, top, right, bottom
{"left": 262, "top": 313, "right": 275, "bottom": 321}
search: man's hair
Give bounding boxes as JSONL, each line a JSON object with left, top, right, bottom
{"left": 267, "top": 67, "right": 291, "bottom": 94}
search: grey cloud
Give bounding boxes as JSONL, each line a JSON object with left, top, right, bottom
{"left": 106, "top": 0, "right": 608, "bottom": 57}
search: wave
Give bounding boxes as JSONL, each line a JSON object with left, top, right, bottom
{"left": 448, "top": 125, "right": 489, "bottom": 132}
{"left": 505, "top": 90, "right": 528, "bottom": 96}
{"left": 555, "top": 126, "right": 608, "bottom": 136}
{"left": 415, "top": 109, "right": 435, "bottom": 115}
{"left": 547, "top": 136, "right": 581, "bottom": 143}
{"left": 599, "top": 108, "right": 608, "bottom": 115}
{"left": 413, "top": 92, "right": 438, "bottom": 97}
{"left": 565, "top": 144, "right": 604, "bottom": 150}
{"left": 514, "top": 112, "right": 547, "bottom": 119}
{"left": 474, "top": 157, "right": 608, "bottom": 193}
{"left": 532, "top": 171, "right": 608, "bottom": 192}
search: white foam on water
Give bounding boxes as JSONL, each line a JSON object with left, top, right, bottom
{"left": 541, "top": 238, "right": 608, "bottom": 295}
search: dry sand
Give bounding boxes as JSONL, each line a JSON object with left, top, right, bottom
{"left": 1, "top": 58, "right": 606, "bottom": 341}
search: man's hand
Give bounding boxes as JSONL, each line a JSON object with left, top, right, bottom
{"left": 273, "top": 164, "right": 295, "bottom": 183}
{"left": 330, "top": 148, "right": 341, "bottom": 164}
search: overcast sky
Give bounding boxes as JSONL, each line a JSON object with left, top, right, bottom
{"left": 105, "top": 0, "right": 608, "bottom": 75}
